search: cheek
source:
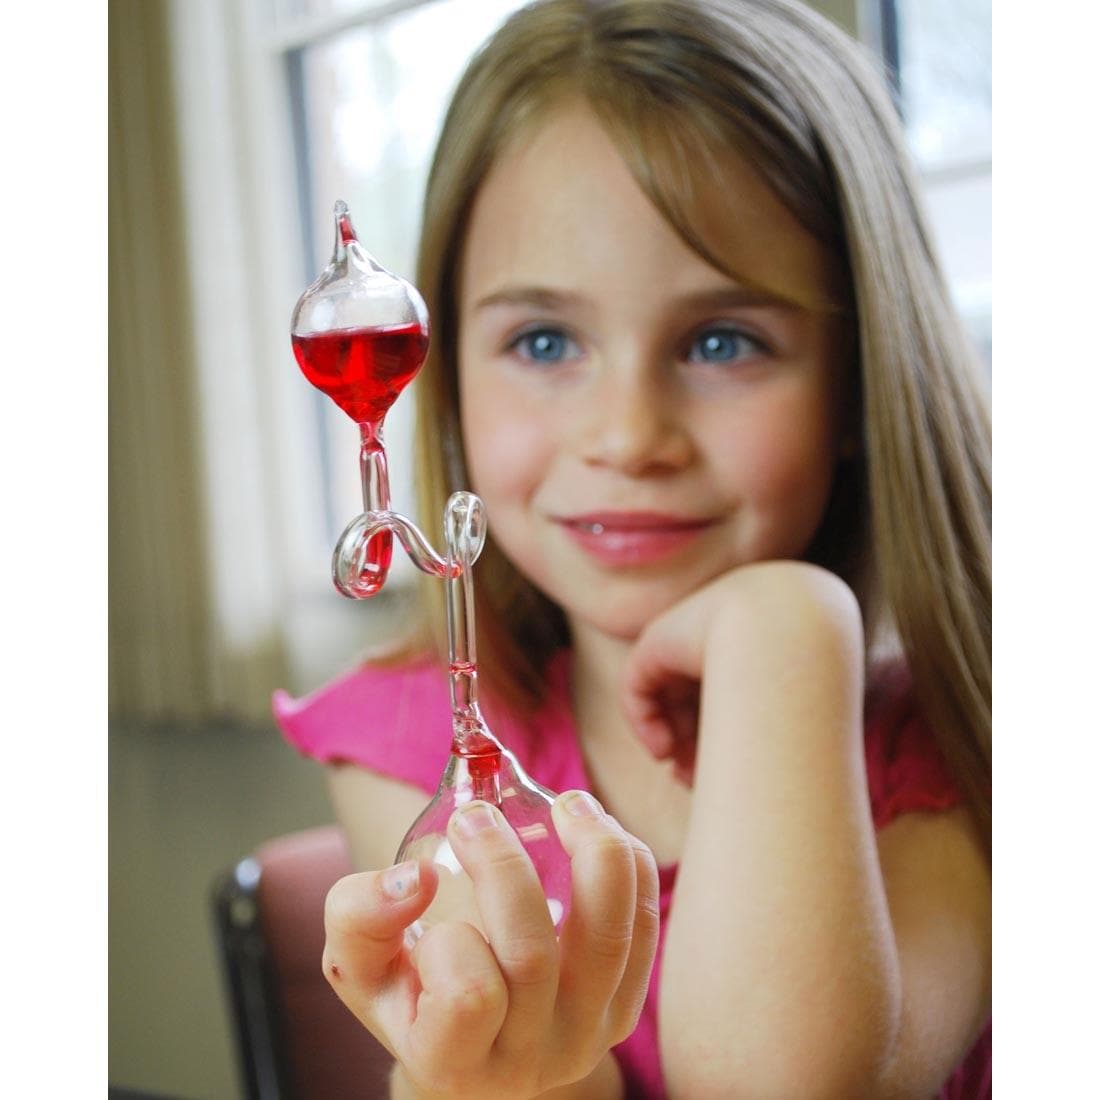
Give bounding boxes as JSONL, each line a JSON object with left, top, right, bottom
{"left": 465, "top": 421, "right": 544, "bottom": 502}
{"left": 459, "top": 381, "right": 552, "bottom": 509}
{"left": 753, "top": 422, "right": 835, "bottom": 499}
{"left": 716, "top": 390, "right": 840, "bottom": 528}
{"left": 459, "top": 388, "right": 559, "bottom": 595}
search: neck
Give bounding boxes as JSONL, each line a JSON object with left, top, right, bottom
{"left": 566, "top": 619, "right": 692, "bottom": 864}
{"left": 568, "top": 622, "right": 638, "bottom": 748}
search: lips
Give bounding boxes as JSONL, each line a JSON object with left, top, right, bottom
{"left": 554, "top": 511, "right": 716, "bottom": 566}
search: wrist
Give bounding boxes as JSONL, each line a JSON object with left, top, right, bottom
{"left": 539, "top": 1052, "right": 623, "bottom": 1099}
{"left": 389, "top": 1065, "right": 461, "bottom": 1100}
{"left": 389, "top": 1052, "right": 622, "bottom": 1100}
{"left": 389, "top": 1063, "right": 418, "bottom": 1100}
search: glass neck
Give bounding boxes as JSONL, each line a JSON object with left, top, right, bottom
{"left": 359, "top": 421, "right": 389, "bottom": 512}
{"left": 445, "top": 495, "right": 485, "bottom": 749}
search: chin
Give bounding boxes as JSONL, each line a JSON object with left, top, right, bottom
{"left": 556, "top": 585, "right": 690, "bottom": 642}
{"left": 579, "top": 614, "right": 648, "bottom": 643}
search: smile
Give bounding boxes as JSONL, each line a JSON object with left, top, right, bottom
{"left": 554, "top": 511, "right": 717, "bottom": 567}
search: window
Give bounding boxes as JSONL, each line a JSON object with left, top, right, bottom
{"left": 273, "top": 0, "right": 524, "bottom": 553}
{"left": 882, "top": 0, "right": 993, "bottom": 366}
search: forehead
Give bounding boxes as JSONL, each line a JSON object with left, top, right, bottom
{"left": 460, "top": 101, "right": 845, "bottom": 313}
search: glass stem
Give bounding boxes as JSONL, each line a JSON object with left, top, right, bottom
{"left": 360, "top": 420, "right": 389, "bottom": 512}
{"left": 358, "top": 420, "right": 392, "bottom": 593}
{"left": 445, "top": 498, "right": 484, "bottom": 750}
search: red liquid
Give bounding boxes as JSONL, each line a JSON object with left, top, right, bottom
{"left": 353, "top": 428, "right": 393, "bottom": 597}
{"left": 453, "top": 729, "right": 503, "bottom": 801}
{"left": 292, "top": 321, "right": 429, "bottom": 424}
{"left": 355, "top": 528, "right": 392, "bottom": 597}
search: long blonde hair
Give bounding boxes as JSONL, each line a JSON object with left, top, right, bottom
{"left": 408, "top": 0, "right": 991, "bottom": 842}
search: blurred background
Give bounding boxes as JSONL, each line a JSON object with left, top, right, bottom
{"left": 108, "top": 0, "right": 991, "bottom": 1095}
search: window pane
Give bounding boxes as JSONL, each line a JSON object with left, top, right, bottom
{"left": 296, "top": 0, "right": 519, "bottom": 273}
{"left": 895, "top": 0, "right": 991, "bottom": 367}
{"left": 897, "top": 0, "right": 992, "bottom": 169}
{"left": 291, "top": 0, "right": 523, "bottom": 546}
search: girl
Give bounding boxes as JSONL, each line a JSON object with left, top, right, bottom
{"left": 274, "top": 0, "right": 992, "bottom": 1096}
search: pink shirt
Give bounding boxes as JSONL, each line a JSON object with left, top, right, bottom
{"left": 274, "top": 653, "right": 989, "bottom": 1098}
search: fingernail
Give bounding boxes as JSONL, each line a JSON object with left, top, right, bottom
{"left": 382, "top": 860, "right": 420, "bottom": 901}
{"left": 564, "top": 791, "right": 603, "bottom": 817}
{"left": 454, "top": 801, "right": 499, "bottom": 838}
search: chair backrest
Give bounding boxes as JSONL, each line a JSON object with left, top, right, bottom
{"left": 212, "top": 824, "right": 394, "bottom": 1099}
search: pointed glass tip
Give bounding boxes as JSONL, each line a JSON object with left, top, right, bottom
{"left": 333, "top": 200, "right": 358, "bottom": 247}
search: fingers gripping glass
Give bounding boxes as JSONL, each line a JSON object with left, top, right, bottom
{"left": 291, "top": 202, "right": 571, "bottom": 942}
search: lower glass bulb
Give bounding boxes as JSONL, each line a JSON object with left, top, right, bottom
{"left": 395, "top": 729, "right": 572, "bottom": 942}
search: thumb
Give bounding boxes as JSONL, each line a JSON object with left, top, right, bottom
{"left": 322, "top": 860, "right": 439, "bottom": 1038}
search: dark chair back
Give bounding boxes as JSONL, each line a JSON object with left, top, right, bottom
{"left": 212, "top": 825, "right": 394, "bottom": 1098}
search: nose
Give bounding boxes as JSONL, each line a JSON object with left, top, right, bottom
{"left": 574, "top": 359, "right": 694, "bottom": 476}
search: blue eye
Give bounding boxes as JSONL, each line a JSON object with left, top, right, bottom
{"left": 688, "top": 327, "right": 762, "bottom": 364}
{"left": 510, "top": 327, "right": 580, "bottom": 364}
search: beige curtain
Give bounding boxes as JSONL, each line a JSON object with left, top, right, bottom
{"left": 109, "top": 0, "right": 289, "bottom": 723}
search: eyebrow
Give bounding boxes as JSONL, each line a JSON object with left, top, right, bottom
{"left": 472, "top": 286, "right": 587, "bottom": 312}
{"left": 672, "top": 286, "right": 806, "bottom": 312}
{"left": 472, "top": 283, "right": 812, "bottom": 314}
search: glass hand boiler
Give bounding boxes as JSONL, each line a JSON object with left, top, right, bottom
{"left": 291, "top": 202, "right": 571, "bottom": 939}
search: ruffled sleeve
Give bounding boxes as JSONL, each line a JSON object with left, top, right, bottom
{"left": 863, "top": 661, "right": 962, "bottom": 830}
{"left": 272, "top": 658, "right": 454, "bottom": 796}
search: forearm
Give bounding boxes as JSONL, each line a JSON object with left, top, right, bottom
{"left": 660, "top": 570, "right": 901, "bottom": 1098}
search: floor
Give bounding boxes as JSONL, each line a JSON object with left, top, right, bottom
{"left": 109, "top": 717, "right": 333, "bottom": 1099}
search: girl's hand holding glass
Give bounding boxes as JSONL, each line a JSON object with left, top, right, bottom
{"left": 322, "top": 791, "right": 659, "bottom": 1099}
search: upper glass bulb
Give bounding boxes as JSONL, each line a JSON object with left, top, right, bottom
{"left": 290, "top": 200, "right": 429, "bottom": 425}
